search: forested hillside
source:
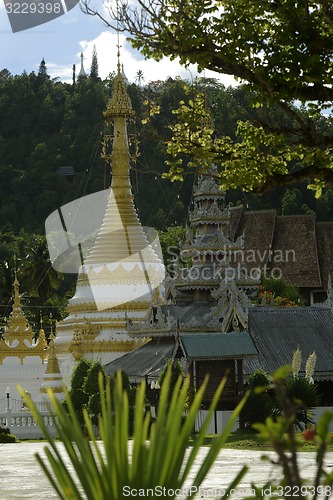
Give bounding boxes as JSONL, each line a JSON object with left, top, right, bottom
{"left": 1, "top": 60, "right": 333, "bottom": 331}
{"left": 2, "top": 60, "right": 333, "bottom": 236}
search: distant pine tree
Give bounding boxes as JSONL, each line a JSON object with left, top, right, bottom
{"left": 90, "top": 46, "right": 99, "bottom": 81}
{"left": 38, "top": 58, "right": 49, "bottom": 81}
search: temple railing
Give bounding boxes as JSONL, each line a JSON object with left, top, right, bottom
{"left": 0, "top": 406, "right": 58, "bottom": 439}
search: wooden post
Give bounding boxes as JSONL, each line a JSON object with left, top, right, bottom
{"left": 237, "top": 359, "right": 245, "bottom": 429}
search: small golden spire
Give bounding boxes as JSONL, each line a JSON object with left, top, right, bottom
{"left": 5, "top": 271, "right": 32, "bottom": 339}
{"left": 40, "top": 335, "right": 64, "bottom": 394}
{"left": 44, "top": 336, "right": 60, "bottom": 374}
{"left": 49, "top": 313, "right": 53, "bottom": 337}
{"left": 13, "top": 266, "right": 21, "bottom": 311}
{"left": 104, "top": 43, "right": 134, "bottom": 122}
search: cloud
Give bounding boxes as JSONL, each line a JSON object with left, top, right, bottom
{"left": 74, "top": 31, "right": 237, "bottom": 86}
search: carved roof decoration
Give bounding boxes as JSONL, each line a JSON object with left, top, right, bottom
{"left": 206, "top": 280, "right": 252, "bottom": 331}
{"left": 0, "top": 275, "right": 47, "bottom": 364}
{"left": 193, "top": 165, "right": 225, "bottom": 199}
{"left": 104, "top": 68, "right": 135, "bottom": 121}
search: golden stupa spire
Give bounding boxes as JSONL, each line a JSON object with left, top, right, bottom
{"left": 83, "top": 50, "right": 160, "bottom": 269}
{"left": 38, "top": 314, "right": 48, "bottom": 350}
{"left": 5, "top": 270, "right": 33, "bottom": 342}
{"left": 40, "top": 333, "right": 64, "bottom": 395}
{"left": 104, "top": 46, "right": 134, "bottom": 122}
{"left": 45, "top": 334, "right": 60, "bottom": 374}
{"left": 60, "top": 43, "right": 164, "bottom": 342}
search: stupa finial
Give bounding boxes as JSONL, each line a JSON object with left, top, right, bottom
{"left": 13, "top": 259, "right": 21, "bottom": 310}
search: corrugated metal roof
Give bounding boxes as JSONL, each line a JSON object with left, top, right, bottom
{"left": 180, "top": 332, "right": 258, "bottom": 360}
{"left": 245, "top": 307, "right": 333, "bottom": 380}
{"left": 105, "top": 339, "right": 175, "bottom": 382}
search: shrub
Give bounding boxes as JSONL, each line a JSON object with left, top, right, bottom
{"left": 20, "top": 369, "right": 248, "bottom": 499}
{"left": 0, "top": 431, "right": 16, "bottom": 443}
{"left": 241, "top": 368, "right": 320, "bottom": 430}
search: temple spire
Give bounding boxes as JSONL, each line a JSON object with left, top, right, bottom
{"left": 40, "top": 334, "right": 64, "bottom": 396}
{"left": 78, "top": 52, "right": 87, "bottom": 78}
{"left": 4, "top": 272, "right": 32, "bottom": 341}
{"left": 60, "top": 47, "right": 164, "bottom": 328}
{"left": 84, "top": 57, "right": 157, "bottom": 268}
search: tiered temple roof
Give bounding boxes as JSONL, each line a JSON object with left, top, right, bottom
{"left": 127, "top": 168, "right": 258, "bottom": 336}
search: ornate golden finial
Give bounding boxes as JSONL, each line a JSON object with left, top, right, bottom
{"left": 104, "top": 0, "right": 134, "bottom": 122}
{"left": 39, "top": 327, "right": 48, "bottom": 350}
{"left": 116, "top": 42, "right": 121, "bottom": 76}
{"left": 70, "top": 327, "right": 84, "bottom": 361}
{"left": 116, "top": 0, "right": 121, "bottom": 75}
{"left": 12, "top": 257, "right": 21, "bottom": 310}
{"left": 49, "top": 313, "right": 53, "bottom": 338}
{"left": 104, "top": 71, "right": 134, "bottom": 121}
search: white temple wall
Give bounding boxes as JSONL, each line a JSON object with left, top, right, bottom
{"left": 0, "top": 364, "right": 46, "bottom": 402}
{"left": 57, "top": 349, "right": 131, "bottom": 388}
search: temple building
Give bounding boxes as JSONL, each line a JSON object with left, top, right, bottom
{"left": 106, "top": 171, "right": 333, "bottom": 408}
{"left": 106, "top": 170, "right": 261, "bottom": 408}
{"left": 124, "top": 168, "right": 260, "bottom": 338}
{"left": 0, "top": 274, "right": 49, "bottom": 401}
{"left": 227, "top": 207, "right": 333, "bottom": 304}
{"left": 55, "top": 62, "right": 164, "bottom": 385}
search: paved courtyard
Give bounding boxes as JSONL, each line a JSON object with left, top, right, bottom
{"left": 0, "top": 442, "right": 333, "bottom": 499}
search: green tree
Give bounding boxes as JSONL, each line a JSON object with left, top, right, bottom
{"left": 83, "top": 360, "right": 107, "bottom": 426}
{"left": 158, "top": 225, "right": 186, "bottom": 267}
{"left": 135, "top": 69, "right": 144, "bottom": 86}
{"left": 90, "top": 45, "right": 99, "bottom": 81}
{"left": 281, "top": 189, "right": 304, "bottom": 216}
{"left": 259, "top": 276, "right": 303, "bottom": 306}
{"left": 242, "top": 367, "right": 320, "bottom": 430}
{"left": 21, "top": 235, "right": 63, "bottom": 301}
{"left": 82, "top": 0, "right": 333, "bottom": 194}
{"left": 67, "top": 358, "right": 93, "bottom": 428}
{"left": 37, "top": 58, "right": 49, "bottom": 82}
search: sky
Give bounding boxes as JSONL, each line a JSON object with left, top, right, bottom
{"left": 0, "top": 0, "right": 237, "bottom": 86}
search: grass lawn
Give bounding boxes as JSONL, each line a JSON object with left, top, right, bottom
{"left": 197, "top": 431, "right": 333, "bottom": 452}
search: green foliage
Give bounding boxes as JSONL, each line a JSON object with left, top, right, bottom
{"left": 242, "top": 369, "right": 276, "bottom": 427}
{"left": 66, "top": 358, "right": 93, "bottom": 427}
{"left": 242, "top": 367, "right": 320, "bottom": 431}
{"left": 0, "top": 68, "right": 332, "bottom": 238}
{"left": 83, "top": 361, "right": 107, "bottom": 426}
{"left": 247, "top": 368, "right": 270, "bottom": 389}
{"left": 285, "top": 377, "right": 320, "bottom": 430}
{"left": 259, "top": 276, "right": 303, "bottom": 306}
{"left": 19, "top": 369, "right": 248, "bottom": 500}
{"left": 252, "top": 370, "right": 333, "bottom": 497}
{"left": 0, "top": 71, "right": 196, "bottom": 232}
{"left": 158, "top": 225, "right": 186, "bottom": 271}
{"left": 90, "top": 45, "right": 99, "bottom": 81}
{"left": 0, "top": 429, "right": 16, "bottom": 443}
{"left": 106, "top": 0, "right": 333, "bottom": 193}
